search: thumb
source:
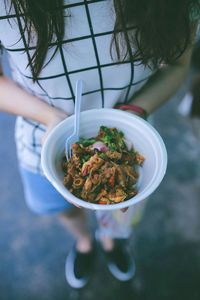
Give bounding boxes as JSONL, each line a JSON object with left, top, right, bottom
{"left": 120, "top": 207, "right": 129, "bottom": 213}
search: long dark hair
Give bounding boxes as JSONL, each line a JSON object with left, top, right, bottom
{"left": 7, "top": 0, "right": 200, "bottom": 80}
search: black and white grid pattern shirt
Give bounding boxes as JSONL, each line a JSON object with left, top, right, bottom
{"left": 0, "top": 0, "right": 153, "bottom": 173}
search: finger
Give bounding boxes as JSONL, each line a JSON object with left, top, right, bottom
{"left": 73, "top": 203, "right": 82, "bottom": 209}
{"left": 64, "top": 197, "right": 82, "bottom": 209}
{"left": 120, "top": 207, "right": 129, "bottom": 213}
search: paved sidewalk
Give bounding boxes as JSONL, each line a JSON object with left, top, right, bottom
{"left": 1, "top": 91, "right": 200, "bottom": 300}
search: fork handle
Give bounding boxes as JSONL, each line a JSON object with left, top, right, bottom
{"left": 74, "top": 80, "right": 83, "bottom": 136}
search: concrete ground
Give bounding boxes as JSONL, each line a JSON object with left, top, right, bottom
{"left": 1, "top": 85, "right": 200, "bottom": 300}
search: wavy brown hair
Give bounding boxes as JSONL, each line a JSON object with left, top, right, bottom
{"left": 111, "top": 0, "right": 199, "bottom": 66}
{"left": 6, "top": 0, "right": 200, "bottom": 80}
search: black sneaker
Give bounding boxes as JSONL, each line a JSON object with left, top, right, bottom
{"left": 103, "top": 240, "right": 136, "bottom": 281}
{"left": 65, "top": 245, "right": 95, "bottom": 288}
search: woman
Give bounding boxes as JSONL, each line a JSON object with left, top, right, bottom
{"left": 0, "top": 0, "right": 199, "bottom": 288}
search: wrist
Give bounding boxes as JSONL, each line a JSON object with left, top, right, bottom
{"left": 43, "top": 107, "right": 68, "bottom": 126}
{"left": 115, "top": 104, "right": 148, "bottom": 120}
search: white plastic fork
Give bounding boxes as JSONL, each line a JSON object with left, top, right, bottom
{"left": 65, "top": 80, "right": 83, "bottom": 160}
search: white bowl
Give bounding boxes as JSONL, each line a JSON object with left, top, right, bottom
{"left": 41, "top": 108, "right": 167, "bottom": 210}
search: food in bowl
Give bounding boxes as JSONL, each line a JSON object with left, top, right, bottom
{"left": 62, "top": 126, "right": 145, "bottom": 205}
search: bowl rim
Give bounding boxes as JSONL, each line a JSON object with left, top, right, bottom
{"left": 41, "top": 108, "right": 168, "bottom": 210}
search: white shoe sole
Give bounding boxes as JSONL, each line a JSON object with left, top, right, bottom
{"left": 65, "top": 249, "right": 89, "bottom": 289}
{"left": 95, "top": 230, "right": 136, "bottom": 281}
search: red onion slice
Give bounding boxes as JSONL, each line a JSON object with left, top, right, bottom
{"left": 91, "top": 141, "right": 108, "bottom": 152}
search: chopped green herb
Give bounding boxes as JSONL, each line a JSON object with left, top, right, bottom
{"left": 78, "top": 138, "right": 96, "bottom": 147}
{"left": 99, "top": 153, "right": 107, "bottom": 159}
{"left": 98, "top": 126, "right": 127, "bottom": 151}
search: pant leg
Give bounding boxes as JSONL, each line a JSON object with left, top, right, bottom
{"left": 19, "top": 166, "right": 74, "bottom": 214}
{"left": 95, "top": 199, "right": 147, "bottom": 239}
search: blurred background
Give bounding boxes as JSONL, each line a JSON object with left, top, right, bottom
{"left": 1, "top": 45, "right": 200, "bottom": 300}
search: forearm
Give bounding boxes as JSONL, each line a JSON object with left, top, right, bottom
{"left": 130, "top": 63, "right": 190, "bottom": 114}
{"left": 0, "top": 75, "right": 66, "bottom": 125}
